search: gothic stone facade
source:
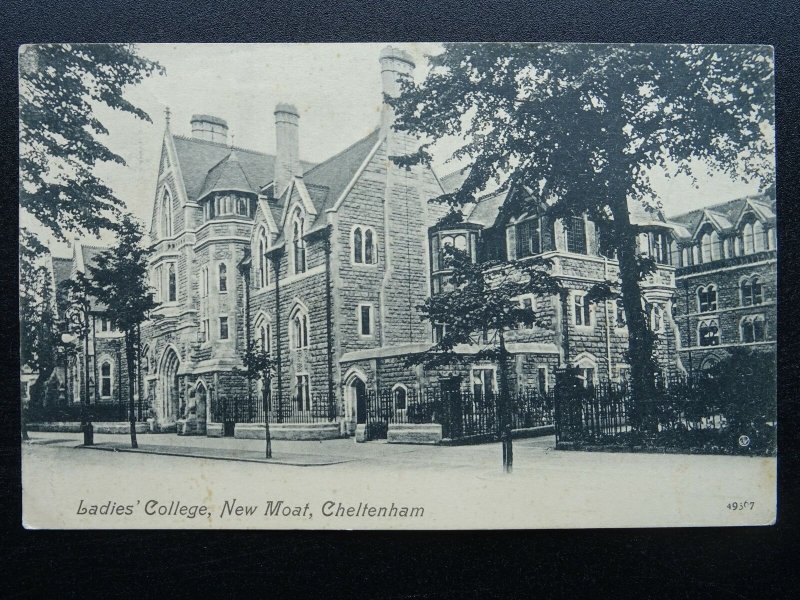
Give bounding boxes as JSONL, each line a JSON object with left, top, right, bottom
{"left": 140, "top": 46, "right": 773, "bottom": 436}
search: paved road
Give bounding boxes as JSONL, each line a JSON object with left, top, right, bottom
{"left": 22, "top": 432, "right": 776, "bottom": 530}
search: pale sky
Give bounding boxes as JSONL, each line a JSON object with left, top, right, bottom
{"left": 29, "top": 43, "right": 767, "bottom": 257}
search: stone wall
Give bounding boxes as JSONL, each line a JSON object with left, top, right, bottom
{"left": 674, "top": 250, "right": 777, "bottom": 371}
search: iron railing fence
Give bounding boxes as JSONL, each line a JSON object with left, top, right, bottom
{"left": 365, "top": 387, "right": 554, "bottom": 441}
{"left": 553, "top": 374, "right": 777, "bottom": 453}
{"left": 26, "top": 397, "right": 152, "bottom": 423}
{"left": 211, "top": 392, "right": 337, "bottom": 425}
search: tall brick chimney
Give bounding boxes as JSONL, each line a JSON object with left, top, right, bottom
{"left": 379, "top": 46, "right": 415, "bottom": 137}
{"left": 273, "top": 103, "right": 300, "bottom": 198}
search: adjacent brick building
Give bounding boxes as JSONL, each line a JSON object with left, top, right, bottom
{"left": 668, "top": 195, "right": 777, "bottom": 373}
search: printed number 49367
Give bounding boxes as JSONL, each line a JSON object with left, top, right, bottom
{"left": 727, "top": 501, "right": 755, "bottom": 511}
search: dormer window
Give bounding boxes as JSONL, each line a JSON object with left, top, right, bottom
{"left": 563, "top": 216, "right": 587, "bottom": 254}
{"left": 698, "top": 225, "right": 721, "bottom": 263}
{"left": 515, "top": 218, "right": 541, "bottom": 259}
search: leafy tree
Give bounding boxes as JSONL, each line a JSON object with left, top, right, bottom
{"left": 85, "top": 215, "right": 158, "bottom": 448}
{"left": 19, "top": 44, "right": 163, "bottom": 241}
{"left": 57, "top": 271, "right": 96, "bottom": 442}
{"left": 19, "top": 44, "right": 162, "bottom": 435}
{"left": 236, "top": 344, "right": 277, "bottom": 458}
{"left": 20, "top": 231, "right": 59, "bottom": 408}
{"left": 409, "top": 245, "right": 560, "bottom": 472}
{"left": 390, "top": 43, "right": 774, "bottom": 412}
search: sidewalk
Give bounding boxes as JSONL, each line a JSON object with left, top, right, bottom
{"left": 22, "top": 430, "right": 467, "bottom": 468}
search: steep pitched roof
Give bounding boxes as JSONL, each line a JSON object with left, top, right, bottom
{"left": 80, "top": 245, "right": 108, "bottom": 274}
{"left": 77, "top": 244, "right": 110, "bottom": 311}
{"left": 197, "top": 150, "right": 256, "bottom": 200}
{"left": 171, "top": 134, "right": 315, "bottom": 202}
{"left": 52, "top": 257, "right": 74, "bottom": 289}
{"left": 439, "top": 166, "right": 471, "bottom": 195}
{"left": 668, "top": 193, "right": 775, "bottom": 240}
{"left": 464, "top": 191, "right": 505, "bottom": 228}
{"left": 303, "top": 128, "right": 381, "bottom": 215}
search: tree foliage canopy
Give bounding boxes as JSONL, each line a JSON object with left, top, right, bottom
{"left": 390, "top": 43, "right": 774, "bottom": 221}
{"left": 85, "top": 215, "right": 158, "bottom": 334}
{"left": 19, "top": 43, "right": 163, "bottom": 242}
{"left": 19, "top": 230, "right": 58, "bottom": 373}
{"left": 410, "top": 247, "right": 560, "bottom": 368}
{"left": 390, "top": 43, "right": 774, "bottom": 398}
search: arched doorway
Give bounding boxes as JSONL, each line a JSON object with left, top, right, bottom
{"left": 352, "top": 378, "right": 367, "bottom": 424}
{"left": 195, "top": 381, "right": 208, "bottom": 435}
{"left": 158, "top": 347, "right": 180, "bottom": 424}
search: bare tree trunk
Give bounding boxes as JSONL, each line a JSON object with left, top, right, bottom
{"left": 498, "top": 332, "right": 513, "bottom": 473}
{"left": 610, "top": 197, "right": 658, "bottom": 431}
{"left": 264, "top": 371, "right": 272, "bottom": 459}
{"left": 125, "top": 331, "right": 138, "bottom": 449}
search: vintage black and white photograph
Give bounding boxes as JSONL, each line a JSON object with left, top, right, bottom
{"left": 19, "top": 42, "right": 776, "bottom": 529}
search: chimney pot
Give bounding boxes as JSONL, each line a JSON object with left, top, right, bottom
{"left": 190, "top": 114, "right": 229, "bottom": 143}
{"left": 273, "top": 104, "right": 301, "bottom": 198}
{"left": 379, "top": 46, "right": 415, "bottom": 136}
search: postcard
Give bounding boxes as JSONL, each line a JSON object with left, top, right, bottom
{"left": 20, "top": 43, "right": 776, "bottom": 529}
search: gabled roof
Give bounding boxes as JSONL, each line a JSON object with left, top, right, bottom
{"left": 439, "top": 166, "right": 471, "bottom": 195}
{"left": 464, "top": 191, "right": 505, "bottom": 228}
{"left": 52, "top": 257, "right": 74, "bottom": 289}
{"left": 197, "top": 150, "right": 256, "bottom": 200}
{"left": 668, "top": 193, "right": 776, "bottom": 240}
{"left": 304, "top": 128, "right": 381, "bottom": 214}
{"left": 171, "top": 134, "right": 316, "bottom": 202}
{"left": 75, "top": 244, "right": 110, "bottom": 311}
{"left": 79, "top": 244, "right": 108, "bottom": 274}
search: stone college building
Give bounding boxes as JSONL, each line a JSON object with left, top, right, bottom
{"left": 126, "top": 46, "right": 774, "bottom": 439}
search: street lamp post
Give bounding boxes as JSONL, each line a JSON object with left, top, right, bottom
{"left": 65, "top": 303, "right": 94, "bottom": 445}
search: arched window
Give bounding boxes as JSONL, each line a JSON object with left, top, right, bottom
{"left": 255, "top": 315, "right": 272, "bottom": 355}
{"left": 681, "top": 247, "right": 690, "bottom": 267}
{"left": 753, "top": 221, "right": 765, "bottom": 252}
{"left": 700, "top": 231, "right": 713, "bottom": 263}
{"left": 698, "top": 319, "right": 720, "bottom": 346}
{"left": 710, "top": 231, "right": 720, "bottom": 261}
{"left": 697, "top": 285, "right": 717, "bottom": 313}
{"left": 365, "top": 229, "right": 375, "bottom": 264}
{"left": 167, "top": 263, "right": 176, "bottom": 302}
{"left": 740, "top": 276, "right": 764, "bottom": 306}
{"left": 292, "top": 210, "right": 306, "bottom": 274}
{"left": 353, "top": 226, "right": 378, "bottom": 265}
{"left": 392, "top": 384, "right": 408, "bottom": 412}
{"left": 290, "top": 305, "right": 309, "bottom": 349}
{"left": 100, "top": 361, "right": 112, "bottom": 398}
{"left": 353, "top": 227, "right": 363, "bottom": 263}
{"left": 256, "top": 228, "right": 269, "bottom": 288}
{"left": 218, "top": 263, "right": 227, "bottom": 293}
{"left": 650, "top": 303, "right": 664, "bottom": 333}
{"left": 740, "top": 315, "right": 766, "bottom": 343}
{"left": 160, "top": 189, "right": 173, "bottom": 238}
{"left": 743, "top": 221, "right": 755, "bottom": 254}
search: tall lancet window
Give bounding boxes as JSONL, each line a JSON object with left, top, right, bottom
{"left": 292, "top": 210, "right": 306, "bottom": 274}
{"left": 218, "top": 263, "right": 227, "bottom": 293}
{"left": 256, "top": 228, "right": 269, "bottom": 288}
{"left": 160, "top": 189, "right": 173, "bottom": 238}
{"left": 167, "top": 263, "right": 176, "bottom": 302}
